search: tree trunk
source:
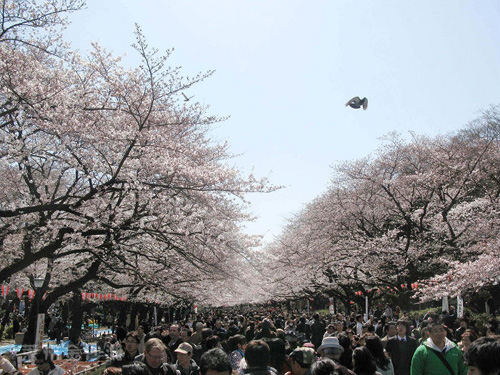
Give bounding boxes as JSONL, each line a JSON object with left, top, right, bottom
{"left": 343, "top": 300, "right": 352, "bottom": 314}
{"left": 129, "top": 303, "right": 138, "bottom": 330}
{"left": 169, "top": 307, "right": 175, "bottom": 323}
{"left": 117, "top": 303, "right": 128, "bottom": 327}
{"left": 69, "top": 291, "right": 83, "bottom": 341}
{"left": 138, "top": 304, "right": 148, "bottom": 329}
{"left": 397, "top": 291, "right": 412, "bottom": 310}
{"left": 0, "top": 302, "right": 11, "bottom": 340}
{"left": 156, "top": 307, "right": 164, "bottom": 325}
{"left": 62, "top": 301, "right": 69, "bottom": 324}
{"left": 21, "top": 292, "right": 46, "bottom": 351}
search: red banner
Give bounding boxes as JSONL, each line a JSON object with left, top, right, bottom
{"left": 79, "top": 291, "right": 128, "bottom": 302}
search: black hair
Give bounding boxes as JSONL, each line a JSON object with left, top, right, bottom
{"left": 206, "top": 335, "right": 221, "bottom": 350}
{"left": 122, "top": 362, "right": 153, "bottom": 375}
{"left": 311, "top": 359, "right": 338, "bottom": 375}
{"left": 34, "top": 349, "right": 54, "bottom": 366}
{"left": 199, "top": 348, "right": 232, "bottom": 375}
{"left": 384, "top": 321, "right": 396, "bottom": 333}
{"left": 486, "top": 324, "right": 498, "bottom": 335}
{"left": 265, "top": 338, "right": 287, "bottom": 374}
{"left": 489, "top": 319, "right": 499, "bottom": 330}
{"left": 426, "top": 320, "right": 445, "bottom": 331}
{"left": 362, "top": 323, "right": 374, "bottom": 332}
{"left": 396, "top": 320, "right": 410, "bottom": 333}
{"left": 337, "top": 333, "right": 353, "bottom": 369}
{"left": 352, "top": 346, "right": 377, "bottom": 375}
{"left": 245, "top": 340, "right": 270, "bottom": 369}
{"left": 201, "top": 328, "right": 214, "bottom": 341}
{"left": 181, "top": 328, "right": 192, "bottom": 337}
{"left": 126, "top": 331, "right": 141, "bottom": 343}
{"left": 464, "top": 337, "right": 500, "bottom": 375}
{"left": 365, "top": 336, "right": 390, "bottom": 370}
{"left": 228, "top": 334, "right": 247, "bottom": 352}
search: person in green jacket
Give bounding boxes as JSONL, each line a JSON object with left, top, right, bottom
{"left": 410, "top": 321, "right": 467, "bottom": 375}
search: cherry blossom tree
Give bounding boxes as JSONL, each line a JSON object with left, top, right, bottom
{"left": 0, "top": 0, "right": 278, "bottom": 344}
{"left": 265, "top": 106, "right": 500, "bottom": 310}
{"left": 416, "top": 106, "right": 500, "bottom": 301}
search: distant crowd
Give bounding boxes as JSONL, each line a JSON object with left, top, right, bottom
{"left": 2, "top": 304, "right": 500, "bottom": 375}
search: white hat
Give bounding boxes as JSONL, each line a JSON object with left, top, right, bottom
{"left": 317, "top": 337, "right": 344, "bottom": 353}
{"left": 174, "top": 343, "right": 193, "bottom": 354}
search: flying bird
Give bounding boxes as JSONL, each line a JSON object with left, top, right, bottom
{"left": 345, "top": 96, "right": 368, "bottom": 110}
{"left": 182, "top": 93, "right": 194, "bottom": 102}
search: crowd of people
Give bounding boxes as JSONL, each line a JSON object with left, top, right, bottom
{"left": 2, "top": 305, "right": 500, "bottom": 375}
{"left": 87, "top": 305, "right": 500, "bottom": 375}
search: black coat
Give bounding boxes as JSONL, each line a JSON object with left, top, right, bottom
{"left": 385, "top": 336, "right": 419, "bottom": 375}
{"left": 108, "top": 350, "right": 139, "bottom": 368}
{"left": 136, "top": 355, "right": 179, "bottom": 375}
{"left": 175, "top": 359, "right": 200, "bottom": 375}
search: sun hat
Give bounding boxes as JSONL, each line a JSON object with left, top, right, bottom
{"left": 317, "top": 337, "right": 344, "bottom": 353}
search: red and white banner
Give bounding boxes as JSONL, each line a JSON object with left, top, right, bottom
{"left": 80, "top": 291, "right": 127, "bottom": 302}
{"left": 1, "top": 285, "right": 9, "bottom": 298}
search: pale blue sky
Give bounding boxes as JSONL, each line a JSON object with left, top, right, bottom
{"left": 64, "top": 1, "right": 500, "bottom": 244}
